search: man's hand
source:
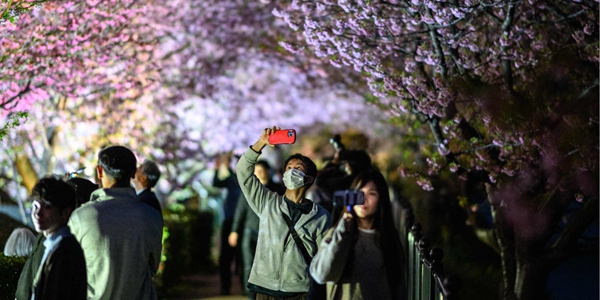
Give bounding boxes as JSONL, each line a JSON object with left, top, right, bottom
{"left": 251, "top": 126, "right": 280, "bottom": 153}
{"left": 228, "top": 232, "right": 239, "bottom": 247}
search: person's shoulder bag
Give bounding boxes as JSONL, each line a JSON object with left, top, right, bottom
{"left": 281, "top": 212, "right": 327, "bottom": 300}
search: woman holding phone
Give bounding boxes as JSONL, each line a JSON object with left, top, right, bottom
{"left": 309, "top": 168, "right": 407, "bottom": 300}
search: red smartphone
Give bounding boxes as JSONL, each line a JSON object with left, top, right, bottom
{"left": 269, "top": 129, "right": 296, "bottom": 145}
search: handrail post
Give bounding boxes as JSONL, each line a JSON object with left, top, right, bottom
{"left": 400, "top": 205, "right": 461, "bottom": 300}
{"left": 409, "top": 224, "right": 422, "bottom": 300}
{"left": 443, "top": 274, "right": 462, "bottom": 300}
{"left": 430, "top": 247, "right": 444, "bottom": 300}
{"left": 419, "top": 238, "right": 431, "bottom": 300}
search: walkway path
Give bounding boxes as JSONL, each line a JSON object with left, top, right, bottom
{"left": 165, "top": 271, "right": 247, "bottom": 300}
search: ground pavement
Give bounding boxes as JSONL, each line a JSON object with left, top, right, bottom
{"left": 166, "top": 272, "right": 247, "bottom": 300}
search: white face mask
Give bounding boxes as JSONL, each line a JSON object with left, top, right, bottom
{"left": 283, "top": 168, "right": 306, "bottom": 190}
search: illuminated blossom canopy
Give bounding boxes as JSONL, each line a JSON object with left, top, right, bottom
{"left": 0, "top": 0, "right": 395, "bottom": 196}
{"left": 0, "top": 1, "right": 598, "bottom": 298}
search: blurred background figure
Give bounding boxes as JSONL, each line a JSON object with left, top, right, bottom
{"left": 229, "top": 160, "right": 285, "bottom": 299}
{"left": 132, "top": 159, "right": 163, "bottom": 215}
{"left": 67, "top": 177, "right": 99, "bottom": 207}
{"left": 3, "top": 227, "right": 36, "bottom": 257}
{"left": 212, "top": 152, "right": 242, "bottom": 295}
{"left": 311, "top": 134, "right": 372, "bottom": 221}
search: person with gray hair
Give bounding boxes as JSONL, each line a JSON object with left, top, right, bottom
{"left": 3, "top": 227, "right": 35, "bottom": 257}
{"left": 132, "top": 159, "right": 162, "bottom": 215}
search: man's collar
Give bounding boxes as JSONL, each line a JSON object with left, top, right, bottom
{"left": 44, "top": 226, "right": 71, "bottom": 243}
{"left": 90, "top": 187, "right": 137, "bottom": 202}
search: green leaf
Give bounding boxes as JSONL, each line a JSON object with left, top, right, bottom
{"left": 0, "top": 111, "right": 29, "bottom": 141}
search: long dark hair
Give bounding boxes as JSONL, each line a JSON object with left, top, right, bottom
{"left": 343, "top": 168, "right": 405, "bottom": 299}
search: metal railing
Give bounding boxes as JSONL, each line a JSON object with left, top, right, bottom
{"left": 399, "top": 206, "right": 461, "bottom": 300}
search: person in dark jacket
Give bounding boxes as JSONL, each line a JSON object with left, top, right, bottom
{"left": 229, "top": 160, "right": 285, "bottom": 299}
{"left": 312, "top": 149, "right": 372, "bottom": 221}
{"left": 132, "top": 159, "right": 163, "bottom": 215}
{"left": 16, "top": 177, "right": 97, "bottom": 300}
{"left": 67, "top": 177, "right": 99, "bottom": 207}
{"left": 14, "top": 234, "right": 45, "bottom": 300}
{"left": 30, "top": 177, "right": 87, "bottom": 300}
{"left": 213, "top": 152, "right": 243, "bottom": 295}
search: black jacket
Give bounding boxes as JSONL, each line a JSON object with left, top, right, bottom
{"left": 139, "top": 188, "right": 162, "bottom": 216}
{"left": 32, "top": 235, "right": 87, "bottom": 300}
{"left": 15, "top": 233, "right": 45, "bottom": 300}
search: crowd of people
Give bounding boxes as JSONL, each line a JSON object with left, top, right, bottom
{"left": 6, "top": 127, "right": 407, "bottom": 300}
{"left": 214, "top": 126, "right": 407, "bottom": 300}
{"left": 9, "top": 146, "right": 164, "bottom": 300}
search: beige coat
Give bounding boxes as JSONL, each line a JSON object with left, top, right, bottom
{"left": 69, "top": 187, "right": 163, "bottom": 300}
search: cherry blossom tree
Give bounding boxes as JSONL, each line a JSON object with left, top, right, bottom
{"left": 274, "top": 0, "right": 598, "bottom": 298}
{"left": 2, "top": 0, "right": 596, "bottom": 296}
{"left": 0, "top": 54, "right": 394, "bottom": 214}
{"left": 0, "top": 0, "right": 397, "bottom": 226}
{"left": 0, "top": 0, "right": 166, "bottom": 115}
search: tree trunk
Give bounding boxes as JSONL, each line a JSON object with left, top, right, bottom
{"left": 489, "top": 200, "right": 517, "bottom": 299}
{"left": 488, "top": 184, "right": 598, "bottom": 300}
{"left": 16, "top": 154, "right": 38, "bottom": 193}
{"left": 514, "top": 258, "right": 543, "bottom": 300}
{"left": 40, "top": 125, "right": 61, "bottom": 176}
{"left": 14, "top": 154, "right": 37, "bottom": 224}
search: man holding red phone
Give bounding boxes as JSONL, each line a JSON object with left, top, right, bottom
{"left": 236, "top": 126, "right": 331, "bottom": 300}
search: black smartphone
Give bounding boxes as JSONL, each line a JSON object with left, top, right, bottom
{"left": 333, "top": 190, "right": 365, "bottom": 207}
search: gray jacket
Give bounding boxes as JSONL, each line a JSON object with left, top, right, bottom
{"left": 69, "top": 187, "right": 163, "bottom": 300}
{"left": 236, "top": 148, "right": 331, "bottom": 292}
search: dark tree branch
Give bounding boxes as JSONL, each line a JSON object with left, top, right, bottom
{"left": 547, "top": 196, "right": 599, "bottom": 262}
{"left": 426, "top": 7, "right": 448, "bottom": 78}
{"left": 501, "top": 2, "right": 516, "bottom": 93}
{"left": 1, "top": 77, "right": 32, "bottom": 110}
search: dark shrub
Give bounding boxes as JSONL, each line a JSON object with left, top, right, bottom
{"left": 0, "top": 253, "right": 27, "bottom": 300}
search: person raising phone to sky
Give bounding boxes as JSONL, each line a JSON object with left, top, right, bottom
{"left": 309, "top": 168, "right": 407, "bottom": 300}
{"left": 236, "top": 126, "right": 331, "bottom": 300}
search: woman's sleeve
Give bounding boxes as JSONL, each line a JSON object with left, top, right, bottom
{"left": 309, "top": 219, "right": 354, "bottom": 284}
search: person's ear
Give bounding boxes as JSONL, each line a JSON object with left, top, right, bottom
{"left": 96, "top": 165, "right": 103, "bottom": 179}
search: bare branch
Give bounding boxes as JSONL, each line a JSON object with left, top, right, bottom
{"left": 547, "top": 196, "right": 599, "bottom": 261}
{"left": 1, "top": 77, "right": 32, "bottom": 111}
